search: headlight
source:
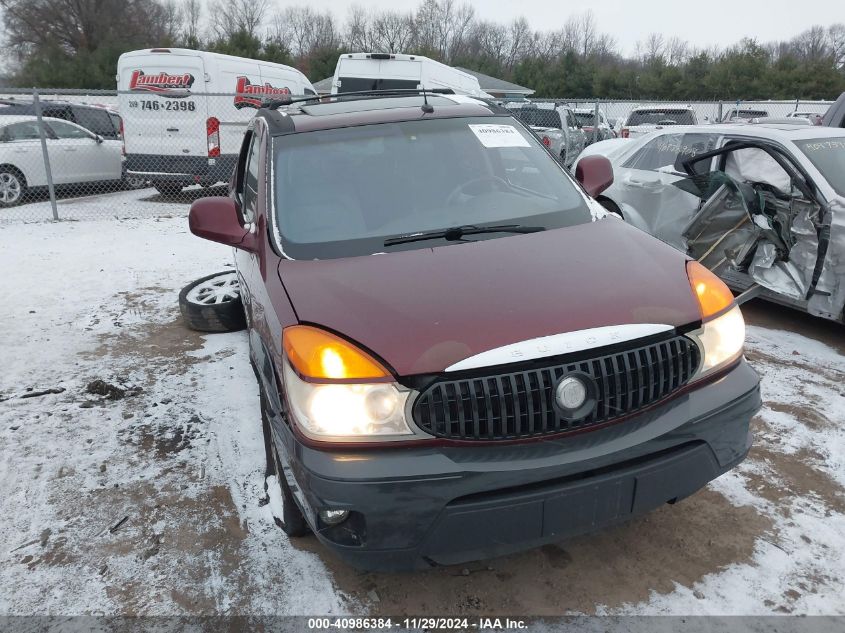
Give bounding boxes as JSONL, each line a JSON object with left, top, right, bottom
{"left": 281, "top": 325, "right": 417, "bottom": 441}
{"left": 283, "top": 361, "right": 414, "bottom": 440}
{"left": 685, "top": 261, "right": 746, "bottom": 379}
{"left": 686, "top": 305, "right": 746, "bottom": 378}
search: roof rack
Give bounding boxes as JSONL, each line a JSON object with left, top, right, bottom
{"left": 261, "top": 88, "right": 467, "bottom": 110}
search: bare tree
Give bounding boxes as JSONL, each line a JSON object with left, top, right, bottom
{"left": 580, "top": 10, "right": 596, "bottom": 57}
{"left": 272, "top": 6, "right": 340, "bottom": 59}
{"left": 180, "top": 0, "right": 202, "bottom": 47}
{"left": 209, "top": 0, "right": 268, "bottom": 40}
{"left": 506, "top": 17, "right": 531, "bottom": 69}
{"left": 371, "top": 11, "right": 415, "bottom": 53}
{"left": 826, "top": 24, "right": 845, "bottom": 68}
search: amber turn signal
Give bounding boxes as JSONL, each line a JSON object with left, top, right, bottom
{"left": 283, "top": 325, "right": 390, "bottom": 380}
{"left": 686, "top": 261, "right": 735, "bottom": 319}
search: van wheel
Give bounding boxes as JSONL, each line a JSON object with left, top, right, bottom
{"left": 0, "top": 166, "right": 26, "bottom": 207}
{"left": 178, "top": 271, "right": 246, "bottom": 333}
{"left": 263, "top": 399, "right": 310, "bottom": 537}
{"left": 153, "top": 181, "right": 184, "bottom": 197}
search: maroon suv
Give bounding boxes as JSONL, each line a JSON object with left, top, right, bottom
{"left": 188, "top": 93, "right": 761, "bottom": 571}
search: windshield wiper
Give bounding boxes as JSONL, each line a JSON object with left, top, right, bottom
{"left": 384, "top": 224, "right": 545, "bottom": 246}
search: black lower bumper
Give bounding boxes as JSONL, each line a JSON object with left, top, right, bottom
{"left": 124, "top": 153, "right": 236, "bottom": 185}
{"left": 271, "top": 359, "right": 760, "bottom": 571}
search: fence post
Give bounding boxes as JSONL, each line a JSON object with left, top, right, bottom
{"left": 593, "top": 100, "right": 600, "bottom": 145}
{"left": 717, "top": 101, "right": 723, "bottom": 123}
{"left": 32, "top": 89, "right": 59, "bottom": 221}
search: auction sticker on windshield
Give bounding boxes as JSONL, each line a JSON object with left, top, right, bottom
{"left": 469, "top": 124, "right": 531, "bottom": 148}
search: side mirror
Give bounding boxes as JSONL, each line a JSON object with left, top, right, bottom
{"left": 189, "top": 196, "right": 258, "bottom": 252}
{"left": 94, "top": 134, "right": 104, "bottom": 144}
{"left": 575, "top": 155, "right": 614, "bottom": 197}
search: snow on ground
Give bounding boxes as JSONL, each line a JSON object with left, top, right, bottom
{"left": 1, "top": 216, "right": 844, "bottom": 616}
{"left": 0, "top": 218, "right": 350, "bottom": 614}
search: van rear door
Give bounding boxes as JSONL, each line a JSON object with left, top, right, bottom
{"left": 336, "top": 58, "right": 421, "bottom": 93}
{"left": 211, "top": 56, "right": 263, "bottom": 158}
{"left": 118, "top": 52, "right": 207, "bottom": 159}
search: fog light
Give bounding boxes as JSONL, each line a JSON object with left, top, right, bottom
{"left": 319, "top": 509, "right": 350, "bottom": 526}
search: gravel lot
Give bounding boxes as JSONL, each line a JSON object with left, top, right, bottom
{"left": 0, "top": 217, "right": 843, "bottom": 616}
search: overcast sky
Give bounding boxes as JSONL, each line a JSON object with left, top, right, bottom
{"left": 308, "top": 0, "right": 842, "bottom": 55}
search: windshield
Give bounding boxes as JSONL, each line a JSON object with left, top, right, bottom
{"left": 573, "top": 112, "right": 597, "bottom": 126}
{"left": 273, "top": 116, "right": 592, "bottom": 259}
{"left": 795, "top": 137, "right": 845, "bottom": 196}
{"left": 626, "top": 110, "right": 696, "bottom": 126}
{"left": 513, "top": 108, "right": 563, "bottom": 129}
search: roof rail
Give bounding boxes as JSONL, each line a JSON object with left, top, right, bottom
{"left": 261, "top": 88, "right": 465, "bottom": 110}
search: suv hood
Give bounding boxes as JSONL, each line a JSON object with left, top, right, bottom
{"left": 278, "top": 219, "right": 701, "bottom": 377}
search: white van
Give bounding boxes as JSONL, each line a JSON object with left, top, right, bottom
{"left": 117, "top": 48, "right": 315, "bottom": 195}
{"left": 331, "top": 53, "right": 489, "bottom": 98}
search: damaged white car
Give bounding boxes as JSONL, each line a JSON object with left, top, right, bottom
{"left": 575, "top": 124, "right": 845, "bottom": 323}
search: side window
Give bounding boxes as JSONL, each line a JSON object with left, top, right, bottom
{"left": 624, "top": 133, "right": 718, "bottom": 174}
{"left": 47, "top": 120, "right": 92, "bottom": 140}
{"left": 74, "top": 107, "right": 118, "bottom": 138}
{"left": 4, "top": 121, "right": 43, "bottom": 141}
{"left": 241, "top": 133, "right": 261, "bottom": 224}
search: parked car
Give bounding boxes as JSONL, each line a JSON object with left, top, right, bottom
{"left": 117, "top": 48, "right": 315, "bottom": 196}
{"left": 332, "top": 52, "right": 490, "bottom": 97}
{"left": 187, "top": 92, "right": 760, "bottom": 571}
{"left": 721, "top": 108, "right": 769, "bottom": 123}
{"left": 620, "top": 106, "right": 697, "bottom": 139}
{"left": 575, "top": 123, "right": 845, "bottom": 324}
{"left": 0, "top": 99, "right": 121, "bottom": 140}
{"left": 786, "top": 111, "right": 821, "bottom": 121}
{"left": 822, "top": 92, "right": 845, "bottom": 128}
{"left": 511, "top": 103, "right": 586, "bottom": 167}
{"left": 573, "top": 108, "right": 615, "bottom": 144}
{"left": 0, "top": 115, "right": 125, "bottom": 206}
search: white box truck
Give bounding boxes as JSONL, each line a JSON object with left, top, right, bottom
{"left": 331, "top": 53, "right": 490, "bottom": 98}
{"left": 117, "top": 48, "right": 315, "bottom": 195}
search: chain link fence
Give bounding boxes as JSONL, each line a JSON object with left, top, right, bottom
{"left": 0, "top": 87, "right": 834, "bottom": 223}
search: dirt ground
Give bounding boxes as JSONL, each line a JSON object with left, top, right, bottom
{"left": 1, "top": 219, "right": 843, "bottom": 616}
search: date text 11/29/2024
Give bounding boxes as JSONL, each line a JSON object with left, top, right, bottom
{"left": 307, "top": 618, "right": 528, "bottom": 630}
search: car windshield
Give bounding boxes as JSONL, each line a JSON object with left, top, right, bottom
{"left": 573, "top": 112, "right": 597, "bottom": 126}
{"left": 626, "top": 110, "right": 695, "bottom": 126}
{"left": 273, "top": 116, "right": 592, "bottom": 259}
{"left": 795, "top": 137, "right": 845, "bottom": 196}
{"left": 513, "top": 108, "right": 562, "bottom": 129}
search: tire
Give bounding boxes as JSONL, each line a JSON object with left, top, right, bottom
{"left": 178, "top": 271, "right": 246, "bottom": 333}
{"left": 599, "top": 198, "right": 624, "bottom": 219}
{"left": 0, "top": 166, "right": 26, "bottom": 207}
{"left": 153, "top": 181, "right": 185, "bottom": 196}
{"left": 263, "top": 397, "right": 310, "bottom": 537}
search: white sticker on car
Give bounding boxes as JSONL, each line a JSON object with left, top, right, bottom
{"left": 468, "top": 124, "right": 530, "bottom": 148}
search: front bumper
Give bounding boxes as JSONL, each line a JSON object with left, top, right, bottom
{"left": 272, "top": 359, "right": 760, "bottom": 571}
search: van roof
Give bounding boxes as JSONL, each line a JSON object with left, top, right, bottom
{"left": 118, "top": 48, "right": 309, "bottom": 76}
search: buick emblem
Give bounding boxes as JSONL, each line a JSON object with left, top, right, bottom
{"left": 554, "top": 372, "right": 597, "bottom": 420}
{"left": 556, "top": 376, "right": 587, "bottom": 410}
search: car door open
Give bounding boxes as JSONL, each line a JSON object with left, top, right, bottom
{"left": 677, "top": 141, "right": 829, "bottom": 302}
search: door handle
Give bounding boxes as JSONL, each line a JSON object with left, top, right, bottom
{"left": 166, "top": 128, "right": 179, "bottom": 132}
{"left": 63, "top": 147, "right": 77, "bottom": 152}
